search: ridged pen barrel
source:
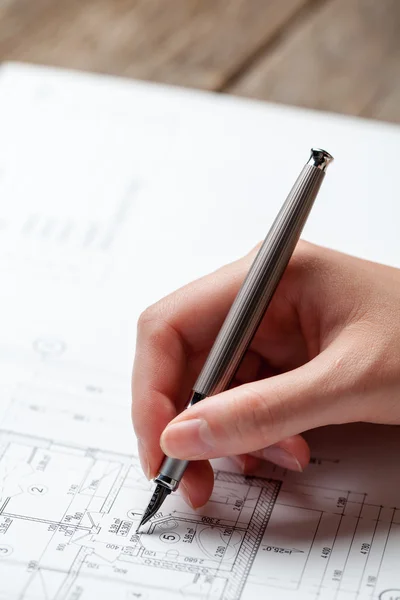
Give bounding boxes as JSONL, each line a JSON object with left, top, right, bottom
{"left": 193, "top": 149, "right": 332, "bottom": 397}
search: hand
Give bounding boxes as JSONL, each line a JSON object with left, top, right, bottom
{"left": 132, "top": 241, "right": 400, "bottom": 508}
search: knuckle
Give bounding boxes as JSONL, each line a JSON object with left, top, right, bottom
{"left": 137, "top": 301, "right": 171, "bottom": 337}
{"left": 137, "top": 303, "right": 159, "bottom": 331}
{"left": 136, "top": 305, "right": 167, "bottom": 351}
{"left": 136, "top": 300, "right": 184, "bottom": 363}
{"left": 137, "top": 293, "right": 180, "bottom": 335}
{"left": 290, "top": 242, "right": 325, "bottom": 278}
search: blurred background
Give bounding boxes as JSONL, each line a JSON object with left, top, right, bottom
{"left": 1, "top": 0, "right": 400, "bottom": 123}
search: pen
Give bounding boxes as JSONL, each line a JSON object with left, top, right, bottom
{"left": 137, "top": 148, "right": 333, "bottom": 532}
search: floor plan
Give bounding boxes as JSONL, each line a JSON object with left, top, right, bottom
{"left": 0, "top": 428, "right": 399, "bottom": 600}
{"left": 0, "top": 430, "right": 280, "bottom": 599}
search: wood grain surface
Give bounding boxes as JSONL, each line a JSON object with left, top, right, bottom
{"left": 1, "top": 0, "right": 399, "bottom": 123}
{"left": 230, "top": 0, "right": 400, "bottom": 122}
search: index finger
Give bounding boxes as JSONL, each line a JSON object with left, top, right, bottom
{"left": 131, "top": 251, "right": 255, "bottom": 478}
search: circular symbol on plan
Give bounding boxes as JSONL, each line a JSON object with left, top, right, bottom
{"left": 0, "top": 545, "right": 13, "bottom": 557}
{"left": 28, "top": 485, "right": 48, "bottom": 495}
{"left": 159, "top": 532, "right": 180, "bottom": 544}
{"left": 127, "top": 509, "right": 142, "bottom": 520}
{"left": 380, "top": 591, "right": 400, "bottom": 600}
{"left": 33, "top": 338, "right": 66, "bottom": 358}
{"left": 158, "top": 520, "right": 178, "bottom": 530}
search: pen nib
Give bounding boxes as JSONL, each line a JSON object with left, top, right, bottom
{"left": 136, "top": 484, "right": 171, "bottom": 533}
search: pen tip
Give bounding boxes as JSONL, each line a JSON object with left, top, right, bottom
{"left": 137, "top": 484, "right": 171, "bottom": 532}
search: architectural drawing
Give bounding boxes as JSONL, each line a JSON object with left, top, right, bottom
{"left": 0, "top": 430, "right": 279, "bottom": 599}
{"left": 0, "top": 343, "right": 399, "bottom": 599}
{"left": 0, "top": 429, "right": 398, "bottom": 600}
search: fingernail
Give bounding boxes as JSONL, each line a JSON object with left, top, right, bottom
{"left": 259, "top": 445, "right": 303, "bottom": 472}
{"left": 137, "top": 439, "right": 151, "bottom": 479}
{"left": 160, "top": 419, "right": 213, "bottom": 459}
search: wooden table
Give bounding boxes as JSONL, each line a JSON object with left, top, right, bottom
{"left": 1, "top": 0, "right": 400, "bottom": 123}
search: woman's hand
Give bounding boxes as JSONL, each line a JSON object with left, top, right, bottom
{"left": 132, "top": 241, "right": 400, "bottom": 508}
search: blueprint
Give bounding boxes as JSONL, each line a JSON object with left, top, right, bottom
{"left": 0, "top": 429, "right": 279, "bottom": 600}
{"left": 0, "top": 63, "right": 399, "bottom": 600}
{"left": 0, "top": 362, "right": 399, "bottom": 600}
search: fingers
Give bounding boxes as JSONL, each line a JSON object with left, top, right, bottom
{"left": 132, "top": 320, "right": 186, "bottom": 479}
{"left": 179, "top": 435, "right": 310, "bottom": 508}
{"left": 132, "top": 251, "right": 258, "bottom": 478}
{"left": 250, "top": 435, "right": 310, "bottom": 470}
{"left": 231, "top": 454, "right": 261, "bottom": 473}
{"left": 181, "top": 436, "right": 307, "bottom": 509}
{"left": 179, "top": 438, "right": 307, "bottom": 510}
{"left": 179, "top": 460, "right": 214, "bottom": 508}
{"left": 233, "top": 435, "right": 310, "bottom": 473}
{"left": 160, "top": 335, "right": 358, "bottom": 461}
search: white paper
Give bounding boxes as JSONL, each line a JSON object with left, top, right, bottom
{"left": 0, "top": 62, "right": 399, "bottom": 600}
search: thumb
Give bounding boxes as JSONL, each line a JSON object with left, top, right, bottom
{"left": 160, "top": 337, "right": 357, "bottom": 460}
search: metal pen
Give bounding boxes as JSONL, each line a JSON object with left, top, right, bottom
{"left": 137, "top": 148, "right": 333, "bottom": 531}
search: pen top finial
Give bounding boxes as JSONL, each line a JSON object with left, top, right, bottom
{"left": 308, "top": 148, "right": 334, "bottom": 172}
